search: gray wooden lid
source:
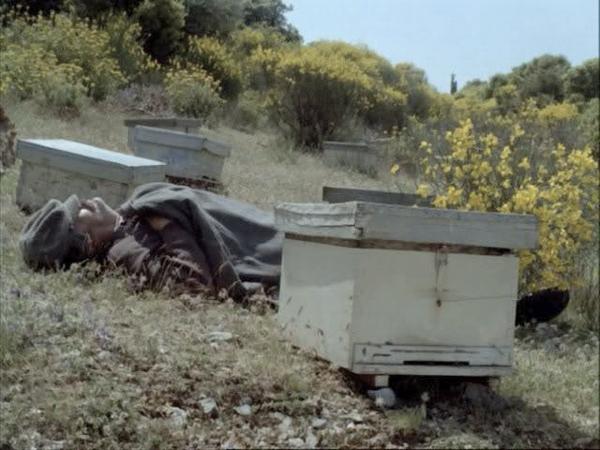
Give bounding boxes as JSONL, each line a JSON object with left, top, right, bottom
{"left": 323, "top": 186, "right": 433, "bottom": 207}
{"left": 274, "top": 201, "right": 538, "bottom": 250}
{"left": 17, "top": 139, "right": 166, "bottom": 184}
{"left": 124, "top": 117, "right": 202, "bottom": 127}
{"left": 323, "top": 141, "right": 369, "bottom": 150}
{"left": 134, "top": 126, "right": 231, "bottom": 157}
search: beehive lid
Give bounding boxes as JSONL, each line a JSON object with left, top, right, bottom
{"left": 323, "top": 141, "right": 370, "bottom": 151}
{"left": 124, "top": 117, "right": 202, "bottom": 128}
{"left": 275, "top": 201, "right": 538, "bottom": 250}
{"left": 134, "top": 126, "right": 231, "bottom": 157}
{"left": 17, "top": 139, "right": 166, "bottom": 184}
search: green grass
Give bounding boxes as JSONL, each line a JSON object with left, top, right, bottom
{"left": 1, "top": 100, "right": 598, "bottom": 449}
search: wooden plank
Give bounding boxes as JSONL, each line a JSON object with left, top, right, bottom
{"left": 16, "top": 139, "right": 166, "bottom": 184}
{"left": 356, "top": 202, "right": 538, "bottom": 250}
{"left": 17, "top": 161, "right": 131, "bottom": 211}
{"left": 285, "top": 233, "right": 511, "bottom": 255}
{"left": 323, "top": 186, "right": 433, "bottom": 206}
{"left": 352, "top": 363, "right": 513, "bottom": 377}
{"left": 134, "top": 126, "right": 230, "bottom": 157}
{"left": 353, "top": 344, "right": 512, "bottom": 366}
{"left": 275, "top": 202, "right": 538, "bottom": 250}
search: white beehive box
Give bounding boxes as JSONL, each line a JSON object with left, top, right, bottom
{"left": 16, "top": 139, "right": 166, "bottom": 212}
{"left": 132, "top": 126, "right": 231, "bottom": 183}
{"left": 124, "top": 117, "right": 201, "bottom": 150}
{"left": 323, "top": 140, "right": 387, "bottom": 174}
{"left": 275, "top": 201, "right": 538, "bottom": 378}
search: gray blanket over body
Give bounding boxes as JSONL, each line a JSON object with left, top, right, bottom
{"left": 118, "top": 182, "right": 283, "bottom": 300}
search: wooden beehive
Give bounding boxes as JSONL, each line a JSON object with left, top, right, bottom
{"left": 16, "top": 139, "right": 166, "bottom": 212}
{"left": 124, "top": 117, "right": 201, "bottom": 151}
{"left": 275, "top": 201, "right": 538, "bottom": 379}
{"left": 322, "top": 185, "right": 433, "bottom": 206}
{"left": 132, "top": 126, "right": 231, "bottom": 185}
{"left": 323, "top": 140, "right": 388, "bottom": 174}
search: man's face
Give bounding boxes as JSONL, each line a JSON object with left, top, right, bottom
{"left": 73, "top": 197, "right": 120, "bottom": 252}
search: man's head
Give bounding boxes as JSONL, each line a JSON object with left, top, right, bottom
{"left": 20, "top": 195, "right": 120, "bottom": 270}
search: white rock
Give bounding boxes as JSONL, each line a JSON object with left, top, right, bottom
{"left": 305, "top": 430, "right": 318, "bottom": 448}
{"left": 311, "top": 417, "right": 327, "bottom": 429}
{"left": 344, "top": 411, "right": 364, "bottom": 423}
{"left": 167, "top": 407, "right": 188, "bottom": 428}
{"left": 288, "top": 437, "right": 305, "bottom": 448}
{"left": 278, "top": 416, "right": 293, "bottom": 434}
{"left": 234, "top": 404, "right": 252, "bottom": 416}
{"left": 200, "top": 398, "right": 217, "bottom": 415}
{"left": 367, "top": 387, "right": 397, "bottom": 408}
{"left": 207, "top": 331, "right": 234, "bottom": 343}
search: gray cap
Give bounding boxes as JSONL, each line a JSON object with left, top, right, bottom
{"left": 19, "top": 195, "right": 87, "bottom": 269}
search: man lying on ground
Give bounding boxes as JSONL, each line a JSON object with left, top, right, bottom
{"left": 20, "top": 183, "right": 283, "bottom": 301}
{"left": 19, "top": 183, "right": 570, "bottom": 323}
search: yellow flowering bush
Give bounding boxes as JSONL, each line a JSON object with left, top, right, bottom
{"left": 164, "top": 65, "right": 223, "bottom": 119}
{"left": 269, "top": 44, "right": 380, "bottom": 147}
{"left": 412, "top": 118, "right": 598, "bottom": 292}
{"left": 177, "top": 36, "right": 242, "bottom": 100}
{"left": 1, "top": 12, "right": 127, "bottom": 101}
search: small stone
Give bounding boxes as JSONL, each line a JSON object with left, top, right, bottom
{"left": 305, "top": 430, "right": 318, "bottom": 448}
{"left": 207, "top": 331, "right": 234, "bottom": 343}
{"left": 345, "top": 411, "right": 364, "bottom": 423}
{"left": 200, "top": 398, "right": 218, "bottom": 416}
{"left": 311, "top": 417, "right": 327, "bottom": 429}
{"left": 234, "top": 404, "right": 252, "bottom": 416}
{"left": 278, "top": 415, "right": 293, "bottom": 434}
{"left": 166, "top": 407, "right": 188, "bottom": 428}
{"left": 288, "top": 437, "right": 305, "bottom": 448}
{"left": 367, "top": 387, "right": 397, "bottom": 409}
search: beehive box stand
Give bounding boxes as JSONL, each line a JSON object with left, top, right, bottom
{"left": 16, "top": 139, "right": 166, "bottom": 212}
{"left": 124, "top": 117, "right": 201, "bottom": 151}
{"left": 275, "top": 201, "right": 538, "bottom": 380}
{"left": 132, "top": 126, "right": 231, "bottom": 184}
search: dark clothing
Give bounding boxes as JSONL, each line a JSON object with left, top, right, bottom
{"left": 108, "top": 183, "right": 283, "bottom": 300}
{"left": 106, "top": 215, "right": 213, "bottom": 295}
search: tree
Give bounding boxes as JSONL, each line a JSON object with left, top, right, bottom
{"left": 243, "top": 0, "right": 300, "bottom": 42}
{"left": 183, "top": 0, "right": 245, "bottom": 37}
{"left": 566, "top": 58, "right": 600, "bottom": 101}
{"left": 0, "top": 0, "right": 63, "bottom": 15}
{"left": 67, "top": 0, "right": 143, "bottom": 18}
{"left": 510, "top": 54, "right": 571, "bottom": 103}
{"left": 450, "top": 73, "right": 457, "bottom": 94}
{"left": 135, "top": 0, "right": 186, "bottom": 63}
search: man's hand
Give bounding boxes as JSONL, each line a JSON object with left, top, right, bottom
{"left": 146, "top": 215, "right": 171, "bottom": 231}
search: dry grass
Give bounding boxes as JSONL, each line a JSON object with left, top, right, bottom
{"left": 1, "top": 100, "right": 598, "bottom": 449}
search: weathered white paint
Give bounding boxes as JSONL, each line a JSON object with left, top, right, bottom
{"left": 133, "top": 126, "right": 231, "bottom": 181}
{"left": 16, "top": 139, "right": 166, "bottom": 211}
{"left": 275, "top": 202, "right": 538, "bottom": 250}
{"left": 323, "top": 141, "right": 380, "bottom": 174}
{"left": 277, "top": 237, "right": 520, "bottom": 377}
{"left": 124, "top": 117, "right": 201, "bottom": 150}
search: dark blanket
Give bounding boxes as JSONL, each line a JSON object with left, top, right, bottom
{"left": 118, "top": 183, "right": 283, "bottom": 300}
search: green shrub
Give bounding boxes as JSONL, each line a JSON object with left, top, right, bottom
{"left": 104, "top": 12, "right": 158, "bottom": 82}
{"left": 269, "top": 44, "right": 376, "bottom": 148}
{"left": 36, "top": 65, "right": 87, "bottom": 116}
{"left": 165, "top": 65, "right": 223, "bottom": 119}
{"left": 226, "top": 89, "right": 267, "bottom": 131}
{"left": 135, "top": 0, "right": 185, "bottom": 63}
{"left": 177, "top": 36, "right": 242, "bottom": 100}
